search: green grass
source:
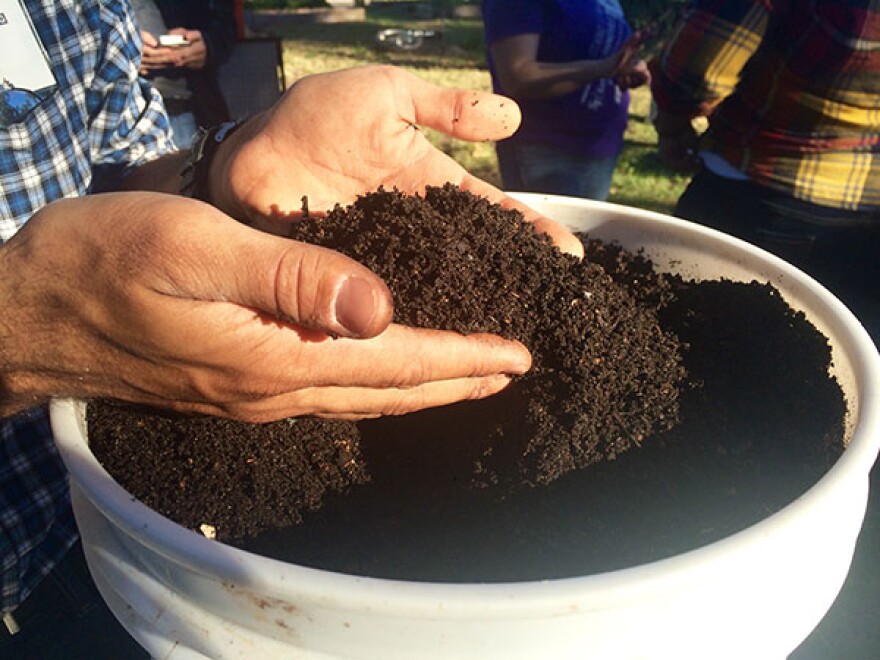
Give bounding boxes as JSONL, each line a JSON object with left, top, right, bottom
{"left": 264, "top": 9, "right": 688, "bottom": 214}
{"left": 615, "top": 88, "right": 692, "bottom": 214}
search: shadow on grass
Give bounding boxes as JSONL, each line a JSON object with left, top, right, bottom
{"left": 621, "top": 142, "right": 667, "bottom": 171}
{"left": 610, "top": 141, "right": 693, "bottom": 215}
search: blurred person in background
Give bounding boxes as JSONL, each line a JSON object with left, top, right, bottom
{"left": 133, "top": 0, "right": 237, "bottom": 147}
{"left": 650, "top": 0, "right": 880, "bottom": 333}
{"left": 481, "top": 0, "right": 651, "bottom": 200}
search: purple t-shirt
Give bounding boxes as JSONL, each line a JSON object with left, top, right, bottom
{"left": 482, "top": 0, "right": 632, "bottom": 157}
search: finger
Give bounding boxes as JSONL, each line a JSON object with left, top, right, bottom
{"left": 139, "top": 307, "right": 532, "bottom": 419}
{"left": 404, "top": 70, "right": 522, "bottom": 142}
{"left": 147, "top": 300, "right": 531, "bottom": 399}
{"left": 628, "top": 29, "right": 650, "bottom": 49}
{"left": 193, "top": 373, "right": 516, "bottom": 423}
{"left": 140, "top": 30, "right": 158, "bottom": 47}
{"left": 150, "top": 196, "right": 394, "bottom": 339}
{"left": 308, "top": 373, "right": 514, "bottom": 419}
{"left": 398, "top": 71, "right": 582, "bottom": 258}
{"left": 289, "top": 325, "right": 532, "bottom": 387}
{"left": 163, "top": 309, "right": 533, "bottom": 392}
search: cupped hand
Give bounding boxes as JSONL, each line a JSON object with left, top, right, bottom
{"left": 0, "top": 193, "right": 530, "bottom": 422}
{"left": 211, "top": 65, "right": 584, "bottom": 257}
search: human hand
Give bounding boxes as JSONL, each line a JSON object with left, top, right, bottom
{"left": 0, "top": 193, "right": 531, "bottom": 422}
{"left": 169, "top": 29, "right": 207, "bottom": 69}
{"left": 656, "top": 129, "right": 701, "bottom": 172}
{"left": 140, "top": 28, "right": 206, "bottom": 73}
{"left": 210, "top": 65, "right": 584, "bottom": 257}
{"left": 653, "top": 109, "right": 701, "bottom": 172}
{"left": 615, "top": 59, "right": 650, "bottom": 90}
{"left": 609, "top": 31, "right": 651, "bottom": 84}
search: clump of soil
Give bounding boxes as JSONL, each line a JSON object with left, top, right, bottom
{"left": 87, "top": 185, "right": 847, "bottom": 580}
{"left": 88, "top": 413, "right": 367, "bottom": 536}
{"left": 285, "top": 185, "right": 685, "bottom": 484}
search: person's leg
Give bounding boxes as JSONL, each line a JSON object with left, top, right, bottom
{"left": 677, "top": 169, "right": 878, "bottom": 269}
{"left": 0, "top": 541, "right": 148, "bottom": 659}
{"left": 514, "top": 143, "right": 617, "bottom": 200}
{"left": 573, "top": 154, "right": 618, "bottom": 201}
{"left": 169, "top": 111, "right": 199, "bottom": 150}
{"left": 674, "top": 169, "right": 774, "bottom": 245}
{"left": 773, "top": 202, "right": 880, "bottom": 337}
{"left": 494, "top": 139, "right": 525, "bottom": 193}
{"left": 676, "top": 169, "right": 880, "bottom": 340}
{"left": 675, "top": 168, "right": 821, "bottom": 266}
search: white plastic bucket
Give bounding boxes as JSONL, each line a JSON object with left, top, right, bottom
{"left": 50, "top": 196, "right": 880, "bottom": 659}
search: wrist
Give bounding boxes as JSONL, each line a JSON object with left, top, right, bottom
{"left": 601, "top": 53, "right": 622, "bottom": 80}
{"left": 180, "top": 120, "right": 245, "bottom": 203}
{"left": 207, "top": 111, "right": 274, "bottom": 224}
{"left": 0, "top": 250, "right": 48, "bottom": 415}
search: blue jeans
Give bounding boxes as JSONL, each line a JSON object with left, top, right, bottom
{"left": 0, "top": 542, "right": 147, "bottom": 658}
{"left": 675, "top": 168, "right": 880, "bottom": 343}
{"left": 676, "top": 169, "right": 880, "bottom": 274}
{"left": 169, "top": 111, "right": 199, "bottom": 149}
{"left": 495, "top": 140, "right": 618, "bottom": 201}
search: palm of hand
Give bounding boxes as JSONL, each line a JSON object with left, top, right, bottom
{"left": 222, "top": 66, "right": 520, "bottom": 226}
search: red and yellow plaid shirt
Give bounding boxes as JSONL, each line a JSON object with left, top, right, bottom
{"left": 650, "top": 0, "right": 880, "bottom": 211}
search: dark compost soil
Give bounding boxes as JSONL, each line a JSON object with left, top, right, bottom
{"left": 87, "top": 185, "right": 847, "bottom": 582}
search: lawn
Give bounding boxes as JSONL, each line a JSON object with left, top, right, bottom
{"left": 256, "top": 5, "right": 690, "bottom": 214}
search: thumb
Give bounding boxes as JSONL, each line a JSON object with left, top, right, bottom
{"left": 404, "top": 69, "right": 522, "bottom": 142}
{"left": 140, "top": 30, "right": 158, "bottom": 47}
{"left": 270, "top": 241, "right": 395, "bottom": 339}
{"left": 158, "top": 202, "right": 394, "bottom": 339}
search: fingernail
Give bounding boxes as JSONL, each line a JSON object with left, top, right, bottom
{"left": 480, "top": 374, "right": 514, "bottom": 397}
{"left": 511, "top": 353, "right": 532, "bottom": 375}
{"left": 334, "top": 276, "right": 378, "bottom": 337}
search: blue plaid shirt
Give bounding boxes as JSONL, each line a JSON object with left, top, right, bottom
{"left": 1, "top": 0, "right": 173, "bottom": 613}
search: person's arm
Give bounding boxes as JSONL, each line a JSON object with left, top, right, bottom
{"left": 652, "top": 105, "right": 701, "bottom": 172}
{"left": 489, "top": 32, "right": 648, "bottom": 101}
{"left": 648, "top": 1, "right": 772, "bottom": 170}
{"left": 88, "top": 8, "right": 178, "bottom": 192}
{"left": 194, "top": 0, "right": 238, "bottom": 68}
{"left": 649, "top": 1, "right": 771, "bottom": 120}
{"left": 138, "top": 28, "right": 209, "bottom": 71}
{"left": 489, "top": 33, "right": 618, "bottom": 99}
{"left": 143, "top": 0, "right": 236, "bottom": 72}
{"left": 118, "top": 65, "right": 582, "bottom": 255}
{"left": 3, "top": 66, "right": 573, "bottom": 423}
{"left": 116, "top": 150, "right": 187, "bottom": 193}
{"left": 0, "top": 191, "right": 530, "bottom": 421}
